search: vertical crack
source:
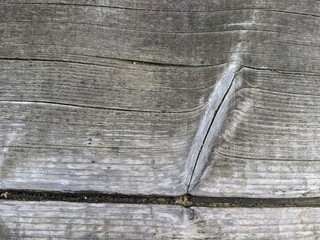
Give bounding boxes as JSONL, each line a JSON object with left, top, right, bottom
{"left": 186, "top": 67, "right": 242, "bottom": 193}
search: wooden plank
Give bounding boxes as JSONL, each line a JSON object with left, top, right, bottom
{"left": 0, "top": 61, "right": 217, "bottom": 112}
{"left": 190, "top": 68, "right": 320, "bottom": 197}
{"left": 0, "top": 0, "right": 242, "bottom": 194}
{"left": 0, "top": 201, "right": 189, "bottom": 239}
{"left": 0, "top": 101, "right": 200, "bottom": 194}
{"left": 194, "top": 206, "right": 320, "bottom": 240}
{"left": 0, "top": 1, "right": 230, "bottom": 195}
{"left": 186, "top": 1, "right": 320, "bottom": 197}
{"left": 1, "top": 0, "right": 320, "bottom": 196}
{"left": 2, "top": 2, "right": 319, "bottom": 68}
{"left": 0, "top": 2, "right": 246, "bottom": 66}
{"left": 1, "top": 201, "right": 320, "bottom": 239}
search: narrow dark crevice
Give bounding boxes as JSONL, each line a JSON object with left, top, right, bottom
{"left": 0, "top": 57, "right": 210, "bottom": 68}
{"left": 0, "top": 190, "right": 179, "bottom": 205}
{"left": 190, "top": 196, "right": 320, "bottom": 208}
{"left": 186, "top": 69, "right": 239, "bottom": 193}
{"left": 0, "top": 99, "right": 204, "bottom": 114}
{"left": 1, "top": 190, "right": 320, "bottom": 208}
{"left": 2, "top": 2, "right": 179, "bottom": 12}
{"left": 185, "top": 111, "right": 217, "bottom": 191}
{"left": 241, "top": 65, "right": 320, "bottom": 76}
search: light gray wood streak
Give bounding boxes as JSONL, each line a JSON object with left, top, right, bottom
{"left": 1, "top": 201, "right": 320, "bottom": 239}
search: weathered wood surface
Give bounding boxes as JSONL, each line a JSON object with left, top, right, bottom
{"left": 3, "top": 0, "right": 320, "bottom": 196}
{"left": 190, "top": 69, "right": 320, "bottom": 198}
{"left": 186, "top": 2, "right": 320, "bottom": 196}
{"left": 0, "top": 0, "right": 226, "bottom": 194}
{"left": 2, "top": 0, "right": 320, "bottom": 239}
{"left": 1, "top": 201, "right": 320, "bottom": 239}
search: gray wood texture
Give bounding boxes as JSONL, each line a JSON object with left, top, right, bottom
{"left": 1, "top": 0, "right": 320, "bottom": 197}
{"left": 186, "top": 1, "right": 320, "bottom": 197}
{"left": 190, "top": 68, "right": 320, "bottom": 198}
{"left": 1, "top": 0, "right": 320, "bottom": 238}
{"left": 0, "top": 0, "right": 224, "bottom": 194}
{"left": 1, "top": 201, "right": 320, "bottom": 239}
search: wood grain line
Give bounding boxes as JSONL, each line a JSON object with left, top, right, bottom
{"left": 3, "top": 2, "right": 320, "bottom": 17}
{"left": 0, "top": 100, "right": 205, "bottom": 114}
{"left": 0, "top": 57, "right": 210, "bottom": 68}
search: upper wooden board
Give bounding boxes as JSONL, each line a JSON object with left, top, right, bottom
{"left": 0, "top": 0, "right": 229, "bottom": 195}
{"left": 1, "top": 0, "right": 320, "bottom": 196}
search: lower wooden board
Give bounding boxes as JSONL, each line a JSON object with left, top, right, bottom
{"left": 1, "top": 201, "right": 320, "bottom": 239}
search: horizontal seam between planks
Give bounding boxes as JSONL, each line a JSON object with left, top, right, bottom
{"left": 2, "top": 190, "right": 320, "bottom": 208}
